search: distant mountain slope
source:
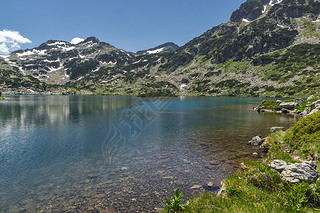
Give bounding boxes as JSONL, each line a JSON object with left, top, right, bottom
{"left": 1, "top": 0, "right": 320, "bottom": 97}
{"left": 135, "top": 42, "right": 179, "bottom": 55}
{"left": 1, "top": 37, "right": 134, "bottom": 84}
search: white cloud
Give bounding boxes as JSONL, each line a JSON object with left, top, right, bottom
{"left": 0, "top": 30, "right": 32, "bottom": 55}
{"left": 0, "top": 43, "right": 9, "bottom": 54}
{"left": 70, "top": 37, "right": 85, "bottom": 44}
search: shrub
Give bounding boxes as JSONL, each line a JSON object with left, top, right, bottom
{"left": 250, "top": 170, "right": 282, "bottom": 191}
{"left": 165, "top": 189, "right": 185, "bottom": 213}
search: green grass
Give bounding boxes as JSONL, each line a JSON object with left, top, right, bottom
{"left": 215, "top": 60, "right": 251, "bottom": 75}
{"left": 258, "top": 100, "right": 281, "bottom": 110}
{"left": 183, "top": 110, "right": 320, "bottom": 212}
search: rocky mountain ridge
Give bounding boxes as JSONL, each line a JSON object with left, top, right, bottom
{"left": 1, "top": 0, "right": 320, "bottom": 97}
{"left": 135, "top": 42, "right": 179, "bottom": 55}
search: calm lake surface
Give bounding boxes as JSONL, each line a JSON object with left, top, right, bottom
{"left": 0, "top": 95, "right": 299, "bottom": 212}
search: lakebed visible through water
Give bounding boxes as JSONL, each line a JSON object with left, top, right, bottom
{"left": 0, "top": 95, "right": 299, "bottom": 212}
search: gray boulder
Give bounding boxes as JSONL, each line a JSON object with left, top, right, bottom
{"left": 270, "top": 127, "right": 286, "bottom": 133}
{"left": 248, "top": 136, "right": 264, "bottom": 146}
{"left": 308, "top": 100, "right": 320, "bottom": 115}
{"left": 281, "top": 162, "right": 318, "bottom": 183}
{"left": 269, "top": 160, "right": 288, "bottom": 172}
{"left": 280, "top": 102, "right": 298, "bottom": 110}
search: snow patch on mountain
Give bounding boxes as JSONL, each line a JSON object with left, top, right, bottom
{"left": 269, "top": 0, "right": 283, "bottom": 6}
{"left": 63, "top": 46, "right": 75, "bottom": 51}
{"left": 147, "top": 48, "right": 164, "bottom": 54}
{"left": 180, "top": 84, "right": 187, "bottom": 89}
{"left": 47, "top": 41, "right": 67, "bottom": 46}
{"left": 17, "top": 49, "right": 46, "bottom": 57}
{"left": 0, "top": 55, "right": 10, "bottom": 58}
{"left": 262, "top": 5, "right": 267, "bottom": 13}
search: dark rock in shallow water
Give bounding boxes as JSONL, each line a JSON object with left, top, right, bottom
{"left": 207, "top": 182, "right": 214, "bottom": 188}
{"left": 190, "top": 185, "right": 202, "bottom": 189}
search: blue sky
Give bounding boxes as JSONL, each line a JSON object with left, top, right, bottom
{"left": 0, "top": 0, "right": 245, "bottom": 54}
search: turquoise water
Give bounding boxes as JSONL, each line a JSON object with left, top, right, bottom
{"left": 0, "top": 95, "right": 299, "bottom": 212}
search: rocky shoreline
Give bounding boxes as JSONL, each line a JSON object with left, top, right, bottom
{"left": 253, "top": 96, "right": 320, "bottom": 117}
{"left": 249, "top": 96, "right": 320, "bottom": 155}
{"left": 190, "top": 99, "right": 320, "bottom": 212}
{"left": 245, "top": 97, "right": 320, "bottom": 184}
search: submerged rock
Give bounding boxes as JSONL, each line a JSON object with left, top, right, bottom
{"left": 207, "top": 182, "right": 214, "bottom": 188}
{"left": 190, "top": 185, "right": 202, "bottom": 189}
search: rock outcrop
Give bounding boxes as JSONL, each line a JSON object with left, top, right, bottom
{"left": 269, "top": 160, "right": 288, "bottom": 172}
{"left": 269, "top": 160, "right": 319, "bottom": 183}
{"left": 280, "top": 102, "right": 299, "bottom": 110}
{"left": 270, "top": 127, "right": 286, "bottom": 133}
{"left": 308, "top": 100, "right": 320, "bottom": 115}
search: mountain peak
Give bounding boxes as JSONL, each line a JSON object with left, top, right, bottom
{"left": 230, "top": 0, "right": 270, "bottom": 22}
{"left": 82, "top": 36, "right": 100, "bottom": 44}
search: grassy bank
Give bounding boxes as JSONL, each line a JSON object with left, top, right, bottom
{"left": 169, "top": 109, "right": 320, "bottom": 212}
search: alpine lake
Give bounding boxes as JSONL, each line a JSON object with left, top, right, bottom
{"left": 0, "top": 95, "right": 299, "bottom": 212}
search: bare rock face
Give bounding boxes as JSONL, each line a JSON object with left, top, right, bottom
{"left": 280, "top": 102, "right": 298, "bottom": 110}
{"left": 281, "top": 162, "right": 318, "bottom": 183}
{"left": 308, "top": 100, "right": 320, "bottom": 115}
{"left": 230, "top": 0, "right": 269, "bottom": 22}
{"left": 269, "top": 160, "right": 288, "bottom": 172}
{"left": 269, "top": 160, "right": 319, "bottom": 183}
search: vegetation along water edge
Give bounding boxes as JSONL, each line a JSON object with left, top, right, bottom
{"left": 162, "top": 96, "right": 320, "bottom": 213}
